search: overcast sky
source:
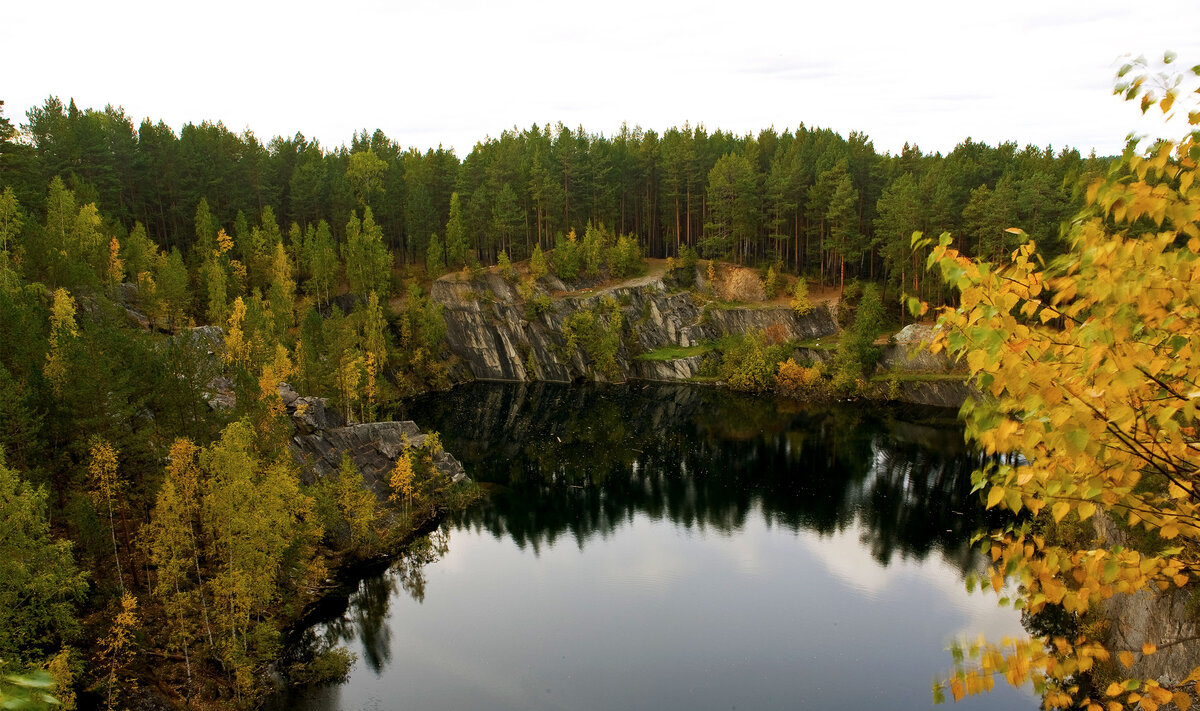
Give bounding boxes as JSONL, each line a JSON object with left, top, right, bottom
{"left": 4, "top": 0, "right": 1199, "bottom": 158}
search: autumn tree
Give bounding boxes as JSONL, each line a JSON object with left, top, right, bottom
{"left": 87, "top": 438, "right": 128, "bottom": 592}
{"left": 927, "top": 55, "right": 1200, "bottom": 711}
{"left": 199, "top": 420, "right": 309, "bottom": 702}
{"left": 346, "top": 149, "right": 387, "bottom": 209}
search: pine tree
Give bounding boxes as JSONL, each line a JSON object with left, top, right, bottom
{"left": 444, "top": 192, "right": 468, "bottom": 269}
{"left": 426, "top": 232, "right": 445, "bottom": 276}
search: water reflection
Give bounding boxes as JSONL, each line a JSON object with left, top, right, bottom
{"left": 275, "top": 382, "right": 1032, "bottom": 711}
{"left": 401, "top": 381, "right": 1001, "bottom": 575}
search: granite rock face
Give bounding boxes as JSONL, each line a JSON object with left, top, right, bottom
{"left": 877, "top": 324, "right": 960, "bottom": 374}
{"left": 433, "top": 272, "right": 838, "bottom": 384}
{"left": 283, "top": 383, "right": 468, "bottom": 501}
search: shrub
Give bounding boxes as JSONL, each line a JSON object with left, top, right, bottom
{"left": 581, "top": 223, "right": 607, "bottom": 278}
{"left": 775, "top": 357, "right": 824, "bottom": 397}
{"left": 719, "top": 330, "right": 788, "bottom": 392}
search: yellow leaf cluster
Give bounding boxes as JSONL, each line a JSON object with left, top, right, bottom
{"left": 928, "top": 62, "right": 1200, "bottom": 709}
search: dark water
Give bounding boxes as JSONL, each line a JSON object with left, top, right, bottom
{"left": 278, "top": 382, "right": 1036, "bottom": 710}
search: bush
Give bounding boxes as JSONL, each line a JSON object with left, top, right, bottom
{"left": 581, "top": 223, "right": 607, "bottom": 278}
{"left": 719, "top": 330, "right": 789, "bottom": 392}
{"left": 561, "top": 297, "right": 623, "bottom": 378}
{"left": 836, "top": 280, "right": 863, "bottom": 329}
{"left": 679, "top": 244, "right": 699, "bottom": 272}
{"left": 775, "top": 357, "right": 824, "bottom": 397}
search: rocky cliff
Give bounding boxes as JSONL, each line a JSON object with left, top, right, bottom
{"left": 279, "top": 383, "right": 468, "bottom": 501}
{"left": 431, "top": 271, "right": 839, "bottom": 384}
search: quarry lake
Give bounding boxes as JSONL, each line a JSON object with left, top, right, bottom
{"left": 275, "top": 382, "right": 1037, "bottom": 711}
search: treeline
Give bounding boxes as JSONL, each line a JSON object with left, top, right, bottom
{"left": 2, "top": 98, "right": 1106, "bottom": 299}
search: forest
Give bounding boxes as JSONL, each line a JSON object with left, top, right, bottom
{"left": 0, "top": 90, "right": 1121, "bottom": 710}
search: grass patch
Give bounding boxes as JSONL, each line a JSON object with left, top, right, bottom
{"left": 636, "top": 343, "right": 714, "bottom": 361}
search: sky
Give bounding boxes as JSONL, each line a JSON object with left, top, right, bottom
{"left": 4, "top": 0, "right": 1200, "bottom": 158}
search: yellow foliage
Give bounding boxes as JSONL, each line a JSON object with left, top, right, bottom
{"left": 928, "top": 59, "right": 1200, "bottom": 709}
{"left": 389, "top": 450, "right": 416, "bottom": 506}
{"left": 99, "top": 592, "right": 139, "bottom": 711}
{"left": 775, "top": 358, "right": 822, "bottom": 396}
{"left": 107, "top": 236, "right": 123, "bottom": 286}
{"left": 223, "top": 296, "right": 250, "bottom": 368}
{"left": 216, "top": 228, "right": 233, "bottom": 255}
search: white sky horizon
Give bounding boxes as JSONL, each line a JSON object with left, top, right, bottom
{"left": 4, "top": 0, "right": 1200, "bottom": 159}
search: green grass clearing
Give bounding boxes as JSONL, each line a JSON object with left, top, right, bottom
{"left": 636, "top": 343, "right": 714, "bottom": 361}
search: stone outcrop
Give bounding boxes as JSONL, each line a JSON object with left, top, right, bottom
{"left": 432, "top": 271, "right": 838, "bottom": 384}
{"left": 877, "top": 324, "right": 960, "bottom": 374}
{"left": 1095, "top": 514, "right": 1200, "bottom": 690}
{"left": 281, "top": 383, "right": 468, "bottom": 501}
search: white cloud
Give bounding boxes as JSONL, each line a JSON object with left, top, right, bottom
{"left": 3, "top": 0, "right": 1199, "bottom": 155}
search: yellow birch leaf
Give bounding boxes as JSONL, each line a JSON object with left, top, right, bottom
{"left": 1143, "top": 643, "right": 1157, "bottom": 655}
{"left": 1052, "top": 501, "right": 1071, "bottom": 522}
{"left": 1174, "top": 692, "right": 1191, "bottom": 711}
{"left": 1106, "top": 682, "right": 1124, "bottom": 697}
{"left": 1119, "top": 651, "right": 1135, "bottom": 668}
{"left": 987, "top": 486, "right": 1005, "bottom": 509}
{"left": 1078, "top": 501, "right": 1096, "bottom": 520}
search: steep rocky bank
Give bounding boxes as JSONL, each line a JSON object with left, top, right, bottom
{"left": 431, "top": 271, "right": 972, "bottom": 408}
{"left": 280, "top": 382, "right": 468, "bottom": 500}
{"left": 432, "top": 270, "right": 838, "bottom": 383}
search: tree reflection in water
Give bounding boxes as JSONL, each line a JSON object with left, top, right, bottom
{"left": 320, "top": 529, "right": 451, "bottom": 674}
{"left": 401, "top": 381, "right": 1003, "bottom": 577}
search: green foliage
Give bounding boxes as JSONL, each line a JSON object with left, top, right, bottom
{"left": 0, "top": 452, "right": 87, "bottom": 666}
{"left": 581, "top": 223, "right": 606, "bottom": 277}
{"left": 561, "top": 297, "right": 623, "bottom": 378}
{"left": 529, "top": 244, "right": 548, "bottom": 281}
{"left": 762, "top": 264, "right": 785, "bottom": 299}
{"left": 398, "top": 283, "right": 448, "bottom": 387}
{"left": 606, "top": 233, "right": 644, "bottom": 279}
{"left": 342, "top": 208, "right": 391, "bottom": 298}
{"left": 832, "top": 282, "right": 884, "bottom": 390}
{"left": 717, "top": 330, "right": 788, "bottom": 393}
{"left": 425, "top": 232, "right": 445, "bottom": 276}
{"left": 552, "top": 230, "right": 582, "bottom": 282}
{"left": 497, "top": 249, "right": 515, "bottom": 281}
{"left": 334, "top": 453, "right": 378, "bottom": 549}
{"left": 444, "top": 192, "right": 469, "bottom": 270}
{"left": 346, "top": 150, "right": 387, "bottom": 209}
